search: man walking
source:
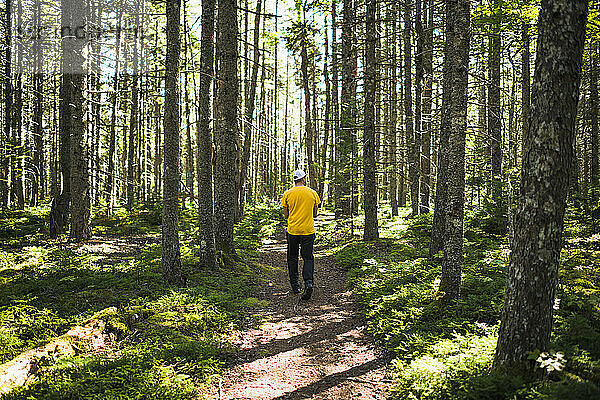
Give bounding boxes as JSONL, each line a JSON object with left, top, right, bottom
{"left": 281, "top": 169, "right": 321, "bottom": 300}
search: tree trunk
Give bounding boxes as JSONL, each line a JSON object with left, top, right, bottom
{"left": 337, "top": 0, "right": 356, "bottom": 218}
{"left": 590, "top": 44, "right": 599, "bottom": 187}
{"left": 489, "top": 0, "right": 503, "bottom": 227}
{"left": 105, "top": 7, "right": 123, "bottom": 214}
{"left": 214, "top": 0, "right": 239, "bottom": 256}
{"left": 438, "top": 0, "right": 470, "bottom": 303}
{"left": 32, "top": 0, "right": 43, "bottom": 206}
{"left": 238, "top": 0, "right": 262, "bottom": 220}
{"left": 66, "top": 0, "right": 90, "bottom": 242}
{"left": 389, "top": 1, "right": 398, "bottom": 216}
{"left": 320, "top": 18, "right": 330, "bottom": 201}
{"left": 197, "top": 0, "right": 217, "bottom": 269}
{"left": 1, "top": 0, "right": 11, "bottom": 208}
{"left": 429, "top": 0, "right": 454, "bottom": 258}
{"left": 363, "top": 0, "right": 379, "bottom": 241}
{"left": 162, "top": 0, "right": 185, "bottom": 285}
{"left": 300, "top": 28, "right": 316, "bottom": 191}
{"left": 522, "top": 23, "right": 530, "bottom": 156}
{"left": 405, "top": 0, "right": 418, "bottom": 216}
{"left": 127, "top": 5, "right": 140, "bottom": 211}
{"left": 420, "top": 0, "right": 433, "bottom": 214}
{"left": 493, "top": 0, "right": 588, "bottom": 376}
{"left": 414, "top": 0, "right": 423, "bottom": 215}
{"left": 183, "top": 0, "right": 194, "bottom": 208}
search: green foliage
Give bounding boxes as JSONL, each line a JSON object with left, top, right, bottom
{"left": 335, "top": 210, "right": 600, "bottom": 400}
{"left": 0, "top": 204, "right": 282, "bottom": 398}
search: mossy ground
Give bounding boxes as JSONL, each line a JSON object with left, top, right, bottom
{"left": 333, "top": 204, "right": 600, "bottom": 400}
{"left": 0, "top": 203, "right": 283, "bottom": 399}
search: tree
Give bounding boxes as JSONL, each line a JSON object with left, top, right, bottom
{"left": 489, "top": 0, "right": 504, "bottom": 229}
{"left": 214, "top": 0, "right": 239, "bottom": 256}
{"left": 197, "top": 0, "right": 217, "bottom": 269}
{"left": 437, "top": 0, "right": 470, "bottom": 302}
{"left": 590, "top": 44, "right": 599, "bottom": 187}
{"left": 238, "top": 0, "right": 262, "bottom": 220}
{"left": 363, "top": 0, "right": 378, "bottom": 241}
{"left": 337, "top": 0, "right": 356, "bottom": 218}
{"left": 405, "top": 0, "right": 418, "bottom": 216}
{"left": 493, "top": 0, "right": 588, "bottom": 376}
{"left": 162, "top": 0, "right": 185, "bottom": 285}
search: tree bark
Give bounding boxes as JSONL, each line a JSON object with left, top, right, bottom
{"left": 363, "top": 0, "right": 379, "bottom": 241}
{"left": 67, "top": 0, "right": 91, "bottom": 242}
{"left": 196, "top": 0, "right": 217, "bottom": 269}
{"left": 214, "top": 0, "right": 239, "bottom": 256}
{"left": 162, "top": 0, "right": 185, "bottom": 285}
{"left": 489, "top": 0, "right": 503, "bottom": 226}
{"left": 420, "top": 0, "right": 433, "bottom": 214}
{"left": 127, "top": 4, "right": 140, "bottom": 211}
{"left": 414, "top": 0, "right": 423, "bottom": 215}
{"left": 238, "top": 0, "right": 262, "bottom": 220}
{"left": 389, "top": 1, "right": 398, "bottom": 216}
{"left": 438, "top": 0, "right": 470, "bottom": 303}
{"left": 405, "top": 0, "right": 418, "bottom": 216}
{"left": 590, "top": 44, "right": 599, "bottom": 187}
{"left": 337, "top": 0, "right": 356, "bottom": 218}
{"left": 299, "top": 26, "right": 316, "bottom": 191}
{"left": 1, "top": 0, "right": 11, "bottom": 208}
{"left": 429, "top": 0, "right": 454, "bottom": 258}
{"left": 493, "top": 0, "right": 588, "bottom": 376}
{"left": 522, "top": 23, "right": 531, "bottom": 156}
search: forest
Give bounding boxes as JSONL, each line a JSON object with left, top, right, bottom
{"left": 0, "top": 0, "right": 599, "bottom": 398}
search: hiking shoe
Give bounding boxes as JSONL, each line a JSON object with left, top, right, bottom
{"left": 291, "top": 286, "right": 301, "bottom": 294}
{"left": 301, "top": 283, "right": 313, "bottom": 300}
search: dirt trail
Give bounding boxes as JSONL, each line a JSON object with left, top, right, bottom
{"left": 204, "top": 214, "right": 392, "bottom": 400}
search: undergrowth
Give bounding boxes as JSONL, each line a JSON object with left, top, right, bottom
{"left": 335, "top": 206, "right": 600, "bottom": 400}
{"left": 0, "top": 203, "right": 280, "bottom": 399}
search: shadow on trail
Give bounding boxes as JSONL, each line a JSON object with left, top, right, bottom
{"left": 271, "top": 357, "right": 391, "bottom": 400}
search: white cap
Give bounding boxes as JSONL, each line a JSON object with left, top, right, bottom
{"left": 293, "top": 169, "right": 307, "bottom": 181}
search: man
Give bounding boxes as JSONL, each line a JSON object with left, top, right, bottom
{"left": 281, "top": 169, "right": 321, "bottom": 300}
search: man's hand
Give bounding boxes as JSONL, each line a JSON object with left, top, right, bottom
{"left": 283, "top": 207, "right": 289, "bottom": 219}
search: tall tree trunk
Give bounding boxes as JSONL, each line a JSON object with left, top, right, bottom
{"left": 438, "top": 0, "right": 470, "bottom": 303}
{"left": 489, "top": 0, "right": 504, "bottom": 228}
{"left": 332, "top": 0, "right": 341, "bottom": 214}
{"left": 32, "top": 0, "right": 43, "bottom": 206}
{"left": 363, "top": 0, "right": 379, "bottom": 241}
{"left": 337, "top": 0, "right": 356, "bottom": 218}
{"left": 238, "top": 0, "right": 262, "bottom": 220}
{"left": 127, "top": 5, "right": 140, "bottom": 211}
{"left": 521, "top": 22, "right": 530, "bottom": 155}
{"left": 320, "top": 17, "right": 330, "bottom": 201}
{"left": 389, "top": 1, "right": 398, "bottom": 215}
{"left": 300, "top": 27, "right": 316, "bottom": 191}
{"left": 405, "top": 0, "right": 418, "bottom": 216}
{"left": 12, "top": 0, "right": 24, "bottom": 210}
{"left": 429, "top": 0, "right": 454, "bottom": 257}
{"left": 183, "top": 0, "right": 194, "bottom": 208}
{"left": 163, "top": 0, "right": 185, "bottom": 285}
{"left": 414, "top": 0, "right": 423, "bottom": 215}
{"left": 105, "top": 7, "right": 123, "bottom": 214}
{"left": 1, "top": 0, "right": 11, "bottom": 208}
{"left": 197, "top": 0, "right": 217, "bottom": 269}
{"left": 67, "top": 0, "right": 91, "bottom": 242}
{"left": 590, "top": 44, "right": 599, "bottom": 187}
{"left": 493, "top": 0, "right": 588, "bottom": 376}
{"left": 420, "top": 0, "right": 433, "bottom": 214}
{"left": 214, "top": 0, "right": 239, "bottom": 256}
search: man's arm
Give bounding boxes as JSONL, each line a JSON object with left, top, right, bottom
{"left": 283, "top": 206, "right": 289, "bottom": 219}
{"left": 313, "top": 204, "right": 318, "bottom": 218}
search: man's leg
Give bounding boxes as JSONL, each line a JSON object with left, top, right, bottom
{"left": 300, "top": 234, "right": 315, "bottom": 299}
{"left": 287, "top": 233, "right": 301, "bottom": 292}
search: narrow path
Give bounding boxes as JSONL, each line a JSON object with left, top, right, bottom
{"left": 205, "top": 214, "right": 391, "bottom": 400}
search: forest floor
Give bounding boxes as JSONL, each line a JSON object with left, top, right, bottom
{"left": 200, "top": 213, "right": 392, "bottom": 400}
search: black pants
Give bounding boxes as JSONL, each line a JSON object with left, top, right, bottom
{"left": 286, "top": 232, "right": 315, "bottom": 288}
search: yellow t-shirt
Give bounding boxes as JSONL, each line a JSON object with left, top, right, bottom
{"left": 281, "top": 186, "right": 321, "bottom": 235}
